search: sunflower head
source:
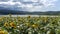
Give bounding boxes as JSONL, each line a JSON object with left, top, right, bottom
{"left": 42, "top": 17, "right": 48, "bottom": 23}
{"left": 25, "top": 23, "right": 30, "bottom": 26}
{"left": 0, "top": 17, "right": 3, "bottom": 21}
{"left": 4, "top": 23, "right": 9, "bottom": 27}
{"left": 0, "top": 30, "right": 8, "bottom": 34}
{"left": 10, "top": 22, "right": 16, "bottom": 28}
{"left": 27, "top": 16, "right": 31, "bottom": 19}
{"left": 32, "top": 24, "right": 38, "bottom": 28}
{"left": 0, "top": 31, "right": 4, "bottom": 34}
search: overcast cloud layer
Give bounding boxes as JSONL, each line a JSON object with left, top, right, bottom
{"left": 0, "top": 0, "right": 58, "bottom": 12}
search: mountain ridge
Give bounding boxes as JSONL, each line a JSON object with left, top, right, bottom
{"left": 0, "top": 9, "right": 60, "bottom": 15}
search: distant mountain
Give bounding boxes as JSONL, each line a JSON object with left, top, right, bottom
{"left": 0, "top": 9, "right": 26, "bottom": 15}
{"left": 0, "top": 9, "right": 60, "bottom": 15}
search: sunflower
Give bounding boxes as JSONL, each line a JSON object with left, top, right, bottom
{"left": 42, "top": 17, "right": 48, "bottom": 23}
{"left": 25, "top": 23, "right": 30, "bottom": 26}
{"left": 0, "top": 30, "right": 8, "bottom": 34}
{"left": 32, "top": 24, "right": 38, "bottom": 28}
{"left": 10, "top": 22, "right": 16, "bottom": 28}
{"left": 0, "top": 18, "right": 3, "bottom": 21}
{"left": 0, "top": 30, "right": 4, "bottom": 34}
{"left": 4, "top": 23, "right": 9, "bottom": 27}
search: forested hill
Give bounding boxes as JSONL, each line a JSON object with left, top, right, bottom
{"left": 0, "top": 9, "right": 60, "bottom": 15}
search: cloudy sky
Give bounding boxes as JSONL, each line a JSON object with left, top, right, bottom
{"left": 0, "top": 0, "right": 60, "bottom": 12}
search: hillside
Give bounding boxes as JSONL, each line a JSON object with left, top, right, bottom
{"left": 0, "top": 9, "right": 60, "bottom": 15}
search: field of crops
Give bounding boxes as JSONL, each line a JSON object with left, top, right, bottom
{"left": 0, "top": 15, "right": 60, "bottom": 34}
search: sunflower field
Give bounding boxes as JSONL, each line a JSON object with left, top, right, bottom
{"left": 0, "top": 15, "right": 60, "bottom": 34}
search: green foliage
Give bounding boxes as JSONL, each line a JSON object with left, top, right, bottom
{"left": 0, "top": 15, "right": 60, "bottom": 34}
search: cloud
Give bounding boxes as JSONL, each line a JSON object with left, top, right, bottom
{"left": 0, "top": 0, "right": 58, "bottom": 12}
{"left": 0, "top": 0, "right": 9, "bottom": 2}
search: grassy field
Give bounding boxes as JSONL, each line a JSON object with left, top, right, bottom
{"left": 0, "top": 15, "right": 60, "bottom": 34}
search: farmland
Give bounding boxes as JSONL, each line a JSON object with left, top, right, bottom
{"left": 0, "top": 15, "right": 60, "bottom": 34}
